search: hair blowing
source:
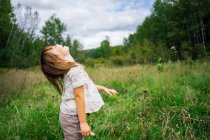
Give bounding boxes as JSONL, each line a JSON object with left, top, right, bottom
{"left": 41, "top": 46, "right": 80, "bottom": 95}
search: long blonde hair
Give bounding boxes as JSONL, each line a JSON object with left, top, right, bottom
{"left": 41, "top": 46, "right": 80, "bottom": 95}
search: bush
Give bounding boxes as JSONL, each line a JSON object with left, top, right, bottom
{"left": 84, "top": 58, "right": 97, "bottom": 67}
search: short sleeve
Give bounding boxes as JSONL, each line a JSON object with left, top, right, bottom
{"left": 69, "top": 67, "right": 87, "bottom": 88}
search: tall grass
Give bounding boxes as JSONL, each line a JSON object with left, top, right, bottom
{"left": 0, "top": 67, "right": 45, "bottom": 106}
{"left": 0, "top": 60, "right": 209, "bottom": 139}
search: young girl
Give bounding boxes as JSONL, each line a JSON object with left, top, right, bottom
{"left": 41, "top": 44, "right": 117, "bottom": 140}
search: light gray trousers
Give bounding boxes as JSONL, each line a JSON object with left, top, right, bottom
{"left": 59, "top": 112, "right": 84, "bottom": 140}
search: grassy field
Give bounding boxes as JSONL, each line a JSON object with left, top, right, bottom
{"left": 0, "top": 61, "right": 210, "bottom": 140}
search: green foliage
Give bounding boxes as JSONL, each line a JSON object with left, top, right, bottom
{"left": 83, "top": 0, "right": 210, "bottom": 64}
{"left": 41, "top": 14, "right": 66, "bottom": 46}
{"left": 125, "top": 0, "right": 210, "bottom": 60}
{"left": 0, "top": 2, "right": 83, "bottom": 68}
{"left": 84, "top": 58, "right": 97, "bottom": 67}
{"left": 157, "top": 58, "right": 163, "bottom": 72}
{"left": 85, "top": 38, "right": 111, "bottom": 59}
{"left": 0, "top": 0, "right": 12, "bottom": 48}
{"left": 1, "top": 0, "right": 210, "bottom": 68}
{"left": 99, "top": 39, "right": 111, "bottom": 58}
{"left": 64, "top": 38, "right": 84, "bottom": 63}
{"left": 84, "top": 57, "right": 112, "bottom": 67}
{"left": 111, "top": 56, "right": 125, "bottom": 66}
{"left": 0, "top": 4, "right": 43, "bottom": 68}
{"left": 64, "top": 34, "right": 84, "bottom": 63}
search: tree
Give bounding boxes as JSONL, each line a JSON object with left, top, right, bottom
{"left": 125, "top": 0, "right": 210, "bottom": 61}
{"left": 14, "top": 4, "right": 40, "bottom": 47}
{"left": 99, "top": 36, "right": 111, "bottom": 58}
{"left": 0, "top": 0, "right": 12, "bottom": 48}
{"left": 71, "top": 39, "right": 84, "bottom": 62}
{"left": 41, "top": 14, "right": 66, "bottom": 46}
{"left": 0, "top": 2, "right": 42, "bottom": 67}
{"left": 9, "top": 4, "right": 41, "bottom": 67}
{"left": 65, "top": 35, "right": 72, "bottom": 49}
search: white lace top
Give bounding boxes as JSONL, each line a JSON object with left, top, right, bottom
{"left": 60, "top": 65, "right": 105, "bottom": 115}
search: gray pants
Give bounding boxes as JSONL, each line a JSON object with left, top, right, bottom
{"left": 59, "top": 112, "right": 84, "bottom": 140}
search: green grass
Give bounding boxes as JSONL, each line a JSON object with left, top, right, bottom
{"left": 0, "top": 60, "right": 210, "bottom": 139}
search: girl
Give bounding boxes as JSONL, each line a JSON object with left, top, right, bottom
{"left": 41, "top": 44, "right": 117, "bottom": 140}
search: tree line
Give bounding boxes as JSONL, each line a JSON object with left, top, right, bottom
{"left": 0, "top": 0, "right": 210, "bottom": 68}
{"left": 0, "top": 1, "right": 83, "bottom": 68}
{"left": 85, "top": 0, "right": 210, "bottom": 66}
{"left": 125, "top": 0, "right": 210, "bottom": 62}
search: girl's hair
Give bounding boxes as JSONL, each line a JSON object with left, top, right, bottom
{"left": 41, "top": 45, "right": 80, "bottom": 95}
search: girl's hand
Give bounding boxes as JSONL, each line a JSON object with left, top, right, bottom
{"left": 102, "top": 87, "right": 118, "bottom": 96}
{"left": 80, "top": 122, "right": 91, "bottom": 136}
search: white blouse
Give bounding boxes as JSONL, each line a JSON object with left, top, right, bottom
{"left": 60, "top": 65, "right": 105, "bottom": 115}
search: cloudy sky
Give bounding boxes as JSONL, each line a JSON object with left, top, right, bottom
{"left": 11, "top": 0, "right": 154, "bottom": 50}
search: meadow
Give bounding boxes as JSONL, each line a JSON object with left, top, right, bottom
{"left": 0, "top": 60, "right": 209, "bottom": 140}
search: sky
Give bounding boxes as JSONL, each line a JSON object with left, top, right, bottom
{"left": 11, "top": 0, "right": 154, "bottom": 50}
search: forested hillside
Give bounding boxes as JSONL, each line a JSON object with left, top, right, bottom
{"left": 127, "top": 0, "right": 210, "bottom": 61}
{"left": 0, "top": 0, "right": 210, "bottom": 68}
{"left": 0, "top": 1, "right": 83, "bottom": 68}
{"left": 85, "top": 0, "right": 210, "bottom": 65}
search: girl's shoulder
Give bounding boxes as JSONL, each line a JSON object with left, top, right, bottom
{"left": 65, "top": 65, "right": 84, "bottom": 77}
{"left": 69, "top": 65, "right": 83, "bottom": 73}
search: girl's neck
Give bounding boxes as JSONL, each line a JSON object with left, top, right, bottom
{"left": 64, "top": 54, "right": 74, "bottom": 62}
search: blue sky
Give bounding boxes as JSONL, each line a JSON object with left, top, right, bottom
{"left": 12, "top": 0, "right": 154, "bottom": 49}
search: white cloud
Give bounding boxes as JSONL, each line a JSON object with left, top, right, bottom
{"left": 77, "top": 30, "right": 133, "bottom": 49}
{"left": 11, "top": 0, "right": 153, "bottom": 49}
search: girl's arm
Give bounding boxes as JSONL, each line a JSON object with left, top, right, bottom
{"left": 96, "top": 84, "right": 118, "bottom": 96}
{"left": 74, "top": 85, "right": 91, "bottom": 136}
